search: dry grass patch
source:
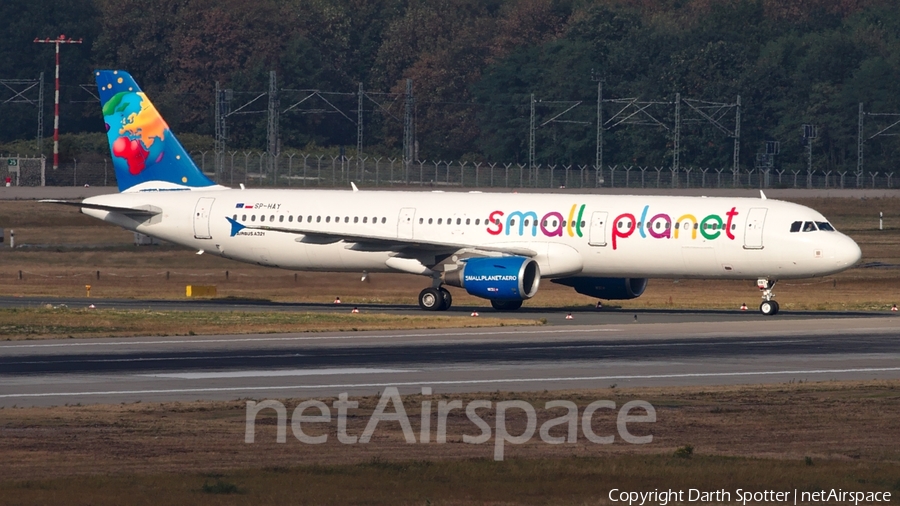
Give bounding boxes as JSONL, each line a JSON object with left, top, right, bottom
{"left": 0, "top": 307, "right": 539, "bottom": 340}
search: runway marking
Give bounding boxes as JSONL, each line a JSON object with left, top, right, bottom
{"left": 141, "top": 368, "right": 413, "bottom": 379}
{"left": 511, "top": 339, "right": 809, "bottom": 350}
{"left": 0, "top": 328, "right": 622, "bottom": 349}
{"left": 2, "top": 367, "right": 899, "bottom": 399}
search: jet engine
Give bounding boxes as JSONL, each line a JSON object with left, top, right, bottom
{"left": 551, "top": 277, "right": 648, "bottom": 300}
{"left": 443, "top": 256, "right": 540, "bottom": 301}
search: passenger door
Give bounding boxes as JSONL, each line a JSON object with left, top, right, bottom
{"left": 398, "top": 207, "right": 415, "bottom": 239}
{"left": 588, "top": 211, "right": 608, "bottom": 247}
{"left": 193, "top": 197, "right": 215, "bottom": 240}
{"left": 743, "top": 207, "right": 767, "bottom": 249}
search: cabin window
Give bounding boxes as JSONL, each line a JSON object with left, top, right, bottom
{"left": 428, "top": 218, "right": 433, "bottom": 224}
{"left": 279, "top": 215, "right": 285, "bottom": 223}
{"left": 251, "top": 215, "right": 256, "bottom": 222}
{"left": 316, "top": 216, "right": 321, "bottom": 223}
{"left": 475, "top": 219, "right": 480, "bottom": 225}
{"left": 381, "top": 217, "right": 386, "bottom": 224}
{"left": 437, "top": 218, "right": 442, "bottom": 225}
{"left": 289, "top": 216, "right": 294, "bottom": 222}
{"left": 510, "top": 219, "right": 516, "bottom": 226}
{"left": 233, "top": 214, "right": 238, "bottom": 220}
{"left": 457, "top": 218, "right": 461, "bottom": 225}
{"left": 694, "top": 223, "right": 699, "bottom": 230}
{"left": 343, "top": 217, "right": 348, "bottom": 223}
{"left": 242, "top": 214, "right": 247, "bottom": 221}
{"left": 307, "top": 216, "right": 313, "bottom": 222}
{"left": 466, "top": 218, "right": 471, "bottom": 225}
{"left": 269, "top": 215, "right": 275, "bottom": 222}
{"left": 260, "top": 215, "right": 266, "bottom": 222}
{"left": 354, "top": 217, "right": 359, "bottom": 223}
{"left": 325, "top": 216, "right": 331, "bottom": 223}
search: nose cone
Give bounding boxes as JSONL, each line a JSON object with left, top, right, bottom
{"left": 839, "top": 235, "right": 862, "bottom": 267}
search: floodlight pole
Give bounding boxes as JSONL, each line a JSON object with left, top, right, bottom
{"left": 34, "top": 34, "right": 82, "bottom": 171}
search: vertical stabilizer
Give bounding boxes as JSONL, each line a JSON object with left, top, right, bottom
{"left": 95, "top": 70, "right": 218, "bottom": 192}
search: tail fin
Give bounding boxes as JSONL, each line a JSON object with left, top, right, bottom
{"left": 95, "top": 70, "right": 218, "bottom": 192}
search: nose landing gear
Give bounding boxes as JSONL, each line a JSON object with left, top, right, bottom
{"left": 758, "top": 278, "right": 779, "bottom": 316}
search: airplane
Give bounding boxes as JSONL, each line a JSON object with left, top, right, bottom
{"left": 45, "top": 70, "right": 863, "bottom": 316}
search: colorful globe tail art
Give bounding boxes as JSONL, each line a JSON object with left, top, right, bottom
{"left": 95, "top": 70, "right": 218, "bottom": 192}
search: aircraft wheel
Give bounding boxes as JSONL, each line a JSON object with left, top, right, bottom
{"left": 439, "top": 287, "right": 452, "bottom": 311}
{"left": 759, "top": 300, "right": 778, "bottom": 316}
{"left": 491, "top": 299, "right": 523, "bottom": 311}
{"left": 419, "top": 288, "right": 443, "bottom": 311}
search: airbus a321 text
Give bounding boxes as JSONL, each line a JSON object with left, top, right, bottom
{"left": 45, "top": 70, "right": 863, "bottom": 315}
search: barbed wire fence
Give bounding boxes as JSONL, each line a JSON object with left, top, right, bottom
{"left": 13, "top": 152, "right": 894, "bottom": 190}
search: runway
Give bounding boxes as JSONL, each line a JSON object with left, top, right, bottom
{"left": 1, "top": 314, "right": 898, "bottom": 407}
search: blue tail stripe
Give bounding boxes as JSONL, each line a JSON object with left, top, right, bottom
{"left": 95, "top": 70, "right": 217, "bottom": 192}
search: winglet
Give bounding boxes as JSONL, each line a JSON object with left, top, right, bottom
{"left": 760, "top": 190, "right": 767, "bottom": 200}
{"left": 351, "top": 182, "right": 359, "bottom": 192}
{"left": 226, "top": 217, "right": 246, "bottom": 237}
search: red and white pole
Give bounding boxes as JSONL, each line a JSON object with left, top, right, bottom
{"left": 34, "top": 34, "right": 82, "bottom": 171}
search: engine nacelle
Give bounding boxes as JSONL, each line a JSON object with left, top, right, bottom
{"left": 443, "top": 256, "right": 540, "bottom": 301}
{"left": 551, "top": 277, "right": 648, "bottom": 300}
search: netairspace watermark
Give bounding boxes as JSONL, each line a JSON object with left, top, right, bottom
{"left": 244, "top": 387, "right": 656, "bottom": 461}
{"left": 610, "top": 489, "right": 892, "bottom": 506}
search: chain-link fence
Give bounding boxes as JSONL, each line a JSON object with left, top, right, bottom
{"left": 8, "top": 151, "right": 898, "bottom": 190}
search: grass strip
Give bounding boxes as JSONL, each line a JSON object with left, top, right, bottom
{"left": 0, "top": 307, "right": 539, "bottom": 340}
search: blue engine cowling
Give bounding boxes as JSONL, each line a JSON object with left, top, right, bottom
{"left": 551, "top": 277, "right": 648, "bottom": 300}
{"left": 443, "top": 256, "right": 540, "bottom": 301}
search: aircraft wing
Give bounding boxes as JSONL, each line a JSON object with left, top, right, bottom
{"left": 226, "top": 218, "right": 537, "bottom": 257}
{"left": 40, "top": 199, "right": 161, "bottom": 217}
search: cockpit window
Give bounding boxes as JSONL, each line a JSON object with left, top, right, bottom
{"left": 790, "top": 221, "right": 802, "bottom": 233}
{"left": 816, "top": 221, "right": 836, "bottom": 231}
{"left": 802, "top": 221, "right": 817, "bottom": 232}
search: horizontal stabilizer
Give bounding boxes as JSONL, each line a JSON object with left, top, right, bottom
{"left": 40, "top": 199, "right": 161, "bottom": 217}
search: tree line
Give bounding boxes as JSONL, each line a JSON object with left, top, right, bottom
{"left": 1, "top": 0, "right": 899, "bottom": 173}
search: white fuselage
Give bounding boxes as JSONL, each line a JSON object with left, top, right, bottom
{"left": 81, "top": 189, "right": 861, "bottom": 280}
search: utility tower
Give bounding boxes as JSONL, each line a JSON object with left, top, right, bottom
{"left": 357, "top": 82, "right": 363, "bottom": 176}
{"left": 403, "top": 79, "right": 414, "bottom": 179}
{"left": 529, "top": 94, "right": 536, "bottom": 172}
{"left": 214, "top": 81, "right": 231, "bottom": 179}
{"left": 267, "top": 70, "right": 279, "bottom": 179}
{"left": 34, "top": 34, "right": 82, "bottom": 170}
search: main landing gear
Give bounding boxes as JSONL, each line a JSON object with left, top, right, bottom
{"left": 757, "top": 278, "right": 779, "bottom": 316}
{"left": 418, "top": 286, "right": 452, "bottom": 311}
